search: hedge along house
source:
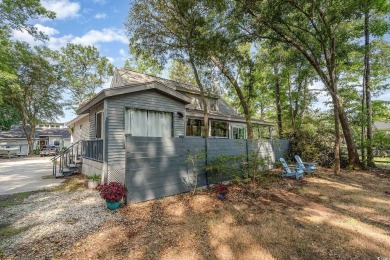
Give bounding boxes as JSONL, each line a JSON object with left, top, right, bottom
{"left": 70, "top": 68, "right": 273, "bottom": 184}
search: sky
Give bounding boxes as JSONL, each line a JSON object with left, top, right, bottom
{"left": 11, "top": 0, "right": 390, "bottom": 123}
{"left": 12, "top": 0, "right": 133, "bottom": 122}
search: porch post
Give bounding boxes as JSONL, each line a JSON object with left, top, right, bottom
{"left": 103, "top": 100, "right": 108, "bottom": 183}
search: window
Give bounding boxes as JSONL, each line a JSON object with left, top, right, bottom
{"left": 211, "top": 121, "right": 229, "bottom": 138}
{"left": 186, "top": 119, "right": 205, "bottom": 136}
{"left": 233, "top": 127, "right": 247, "bottom": 139}
{"left": 54, "top": 140, "right": 60, "bottom": 146}
{"left": 125, "top": 109, "right": 173, "bottom": 137}
{"left": 210, "top": 99, "right": 218, "bottom": 112}
{"left": 96, "top": 112, "right": 102, "bottom": 139}
{"left": 252, "top": 125, "right": 269, "bottom": 139}
{"left": 193, "top": 97, "right": 203, "bottom": 110}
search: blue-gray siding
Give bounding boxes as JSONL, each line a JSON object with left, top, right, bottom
{"left": 88, "top": 103, "right": 104, "bottom": 139}
{"left": 106, "top": 90, "right": 187, "bottom": 183}
{"left": 125, "top": 136, "right": 289, "bottom": 204}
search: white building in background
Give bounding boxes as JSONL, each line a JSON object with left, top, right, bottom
{"left": 0, "top": 123, "right": 71, "bottom": 156}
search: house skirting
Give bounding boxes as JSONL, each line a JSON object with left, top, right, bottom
{"left": 82, "top": 158, "right": 103, "bottom": 176}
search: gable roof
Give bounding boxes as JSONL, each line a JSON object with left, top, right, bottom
{"left": 76, "top": 68, "right": 273, "bottom": 126}
{"left": 113, "top": 68, "right": 201, "bottom": 93}
{"left": 77, "top": 80, "right": 192, "bottom": 114}
{"left": 373, "top": 121, "right": 390, "bottom": 131}
{"left": 0, "top": 126, "right": 70, "bottom": 139}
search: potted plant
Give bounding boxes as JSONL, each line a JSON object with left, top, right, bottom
{"left": 98, "top": 182, "right": 127, "bottom": 210}
{"left": 87, "top": 174, "right": 100, "bottom": 189}
{"left": 215, "top": 183, "right": 229, "bottom": 200}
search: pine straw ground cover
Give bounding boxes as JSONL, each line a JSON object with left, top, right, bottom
{"left": 58, "top": 169, "right": 390, "bottom": 260}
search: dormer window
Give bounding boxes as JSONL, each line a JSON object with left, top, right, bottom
{"left": 194, "top": 97, "right": 203, "bottom": 110}
{"left": 210, "top": 99, "right": 218, "bottom": 112}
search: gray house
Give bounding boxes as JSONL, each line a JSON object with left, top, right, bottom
{"left": 69, "top": 69, "right": 273, "bottom": 183}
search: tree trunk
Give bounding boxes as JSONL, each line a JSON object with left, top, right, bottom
{"left": 189, "top": 57, "right": 209, "bottom": 138}
{"left": 361, "top": 70, "right": 366, "bottom": 168}
{"left": 209, "top": 55, "right": 254, "bottom": 138}
{"left": 333, "top": 100, "right": 341, "bottom": 174}
{"left": 337, "top": 98, "right": 361, "bottom": 167}
{"left": 21, "top": 118, "right": 35, "bottom": 155}
{"left": 364, "top": 9, "right": 375, "bottom": 167}
{"left": 329, "top": 66, "right": 341, "bottom": 174}
{"left": 273, "top": 65, "right": 283, "bottom": 138}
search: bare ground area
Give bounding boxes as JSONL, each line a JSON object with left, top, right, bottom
{"left": 60, "top": 169, "right": 390, "bottom": 260}
{"left": 1, "top": 169, "right": 389, "bottom": 260}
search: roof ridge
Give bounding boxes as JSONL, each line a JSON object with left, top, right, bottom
{"left": 116, "top": 68, "right": 196, "bottom": 89}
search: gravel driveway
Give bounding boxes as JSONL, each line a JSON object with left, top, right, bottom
{"left": 0, "top": 156, "right": 64, "bottom": 195}
{"left": 0, "top": 189, "right": 122, "bottom": 259}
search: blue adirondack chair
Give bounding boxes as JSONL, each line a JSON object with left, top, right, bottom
{"left": 280, "top": 158, "right": 303, "bottom": 180}
{"left": 294, "top": 155, "right": 316, "bottom": 174}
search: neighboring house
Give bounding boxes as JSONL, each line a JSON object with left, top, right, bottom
{"left": 69, "top": 68, "right": 273, "bottom": 183}
{"left": 373, "top": 121, "right": 390, "bottom": 134}
{"left": 0, "top": 123, "right": 70, "bottom": 156}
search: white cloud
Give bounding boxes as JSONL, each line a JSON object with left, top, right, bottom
{"left": 91, "top": 0, "right": 106, "bottom": 4}
{"left": 41, "top": 0, "right": 81, "bottom": 20}
{"left": 35, "top": 24, "right": 59, "bottom": 36}
{"left": 12, "top": 24, "right": 59, "bottom": 45}
{"left": 12, "top": 29, "right": 37, "bottom": 45}
{"left": 106, "top": 56, "right": 115, "bottom": 63}
{"left": 94, "top": 13, "right": 107, "bottom": 19}
{"left": 119, "top": 48, "right": 127, "bottom": 56}
{"left": 71, "top": 28, "right": 127, "bottom": 46}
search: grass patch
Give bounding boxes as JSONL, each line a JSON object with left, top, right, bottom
{"left": 0, "top": 191, "right": 38, "bottom": 208}
{"left": 374, "top": 157, "right": 390, "bottom": 169}
{"left": 13, "top": 191, "right": 38, "bottom": 200}
{"left": 0, "top": 224, "right": 33, "bottom": 239}
{"left": 50, "top": 174, "right": 86, "bottom": 192}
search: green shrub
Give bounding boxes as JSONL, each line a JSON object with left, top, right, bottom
{"left": 86, "top": 174, "right": 100, "bottom": 180}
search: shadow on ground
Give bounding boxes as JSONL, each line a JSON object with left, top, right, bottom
{"left": 57, "top": 169, "right": 390, "bottom": 259}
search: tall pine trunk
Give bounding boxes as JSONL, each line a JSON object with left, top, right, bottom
{"left": 364, "top": 9, "right": 374, "bottom": 167}
{"left": 273, "top": 65, "right": 283, "bottom": 138}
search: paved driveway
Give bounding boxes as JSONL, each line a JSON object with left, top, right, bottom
{"left": 0, "top": 156, "right": 65, "bottom": 195}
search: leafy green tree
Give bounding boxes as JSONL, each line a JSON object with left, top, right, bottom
{"left": 5, "top": 43, "right": 63, "bottom": 154}
{"left": 0, "top": 0, "right": 55, "bottom": 104}
{"left": 126, "top": 0, "right": 224, "bottom": 137}
{"left": 56, "top": 43, "right": 114, "bottom": 110}
{"left": 0, "top": 0, "right": 55, "bottom": 40}
{"left": 124, "top": 48, "right": 163, "bottom": 76}
{"left": 0, "top": 103, "right": 20, "bottom": 131}
{"left": 238, "top": 0, "right": 371, "bottom": 171}
{"left": 168, "top": 60, "right": 196, "bottom": 85}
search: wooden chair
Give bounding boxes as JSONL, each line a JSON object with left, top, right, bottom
{"left": 280, "top": 158, "right": 303, "bottom": 180}
{"left": 294, "top": 155, "right": 316, "bottom": 174}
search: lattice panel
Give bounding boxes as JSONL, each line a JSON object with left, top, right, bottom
{"left": 108, "top": 169, "right": 125, "bottom": 184}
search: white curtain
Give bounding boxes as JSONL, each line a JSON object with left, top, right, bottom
{"left": 125, "top": 109, "right": 147, "bottom": 136}
{"left": 125, "top": 109, "right": 172, "bottom": 137}
{"left": 159, "top": 112, "right": 172, "bottom": 137}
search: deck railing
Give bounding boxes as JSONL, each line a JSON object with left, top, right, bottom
{"left": 82, "top": 139, "right": 103, "bottom": 162}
